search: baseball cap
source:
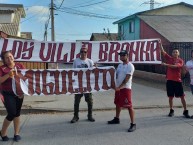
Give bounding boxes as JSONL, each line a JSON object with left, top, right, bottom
{"left": 118, "top": 50, "right": 128, "bottom": 55}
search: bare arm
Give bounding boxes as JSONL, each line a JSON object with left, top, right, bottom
{"left": 161, "top": 63, "right": 179, "bottom": 68}
{"left": 116, "top": 74, "right": 131, "bottom": 91}
{"left": 160, "top": 44, "right": 166, "bottom": 54}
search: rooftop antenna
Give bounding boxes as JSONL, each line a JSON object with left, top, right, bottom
{"left": 141, "top": 0, "right": 161, "bottom": 10}
{"left": 103, "top": 28, "right": 106, "bottom": 34}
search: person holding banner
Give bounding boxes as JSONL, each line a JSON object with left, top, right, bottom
{"left": 108, "top": 50, "right": 136, "bottom": 132}
{"left": 0, "top": 50, "right": 25, "bottom": 142}
{"left": 186, "top": 50, "right": 193, "bottom": 95}
{"left": 70, "top": 47, "right": 95, "bottom": 123}
{"left": 161, "top": 46, "right": 190, "bottom": 118}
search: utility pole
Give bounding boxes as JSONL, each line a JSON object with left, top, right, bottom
{"left": 49, "top": 0, "right": 58, "bottom": 68}
{"left": 51, "top": 0, "right": 55, "bottom": 41}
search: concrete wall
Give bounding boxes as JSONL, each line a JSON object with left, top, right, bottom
{"left": 134, "top": 70, "right": 166, "bottom": 83}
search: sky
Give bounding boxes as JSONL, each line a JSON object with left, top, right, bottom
{"left": 1, "top": 0, "right": 193, "bottom": 42}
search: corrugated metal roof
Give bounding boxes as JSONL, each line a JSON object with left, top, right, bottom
{"left": 0, "top": 3, "right": 25, "bottom": 17}
{"left": 113, "top": 2, "right": 193, "bottom": 24}
{"left": 90, "top": 33, "right": 118, "bottom": 41}
{"left": 0, "top": 23, "right": 18, "bottom": 36}
{"left": 138, "top": 15, "right": 193, "bottom": 42}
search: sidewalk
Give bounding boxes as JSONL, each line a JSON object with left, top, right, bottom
{"left": 1, "top": 78, "right": 193, "bottom": 145}
{"left": 0, "top": 108, "right": 193, "bottom": 145}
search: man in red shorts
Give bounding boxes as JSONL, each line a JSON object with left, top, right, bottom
{"left": 107, "top": 50, "right": 136, "bottom": 132}
{"left": 161, "top": 45, "right": 190, "bottom": 118}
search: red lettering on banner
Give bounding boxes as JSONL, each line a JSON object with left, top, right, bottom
{"left": 39, "top": 43, "right": 51, "bottom": 61}
{"left": 129, "top": 41, "right": 140, "bottom": 61}
{"left": 21, "top": 42, "right": 34, "bottom": 59}
{"left": 69, "top": 43, "right": 76, "bottom": 62}
{"left": 1, "top": 39, "right": 8, "bottom": 52}
{"left": 101, "top": 69, "right": 115, "bottom": 90}
{"left": 109, "top": 42, "right": 120, "bottom": 62}
{"left": 12, "top": 40, "right": 23, "bottom": 59}
{"left": 76, "top": 70, "right": 84, "bottom": 93}
{"left": 99, "top": 42, "right": 108, "bottom": 62}
{"left": 85, "top": 69, "right": 92, "bottom": 92}
{"left": 14, "top": 70, "right": 32, "bottom": 95}
{"left": 53, "top": 70, "right": 60, "bottom": 95}
{"left": 0, "top": 39, "right": 161, "bottom": 63}
{"left": 61, "top": 70, "right": 67, "bottom": 94}
{"left": 13, "top": 68, "right": 116, "bottom": 95}
{"left": 82, "top": 42, "right": 92, "bottom": 59}
{"left": 42, "top": 70, "right": 54, "bottom": 95}
{"left": 93, "top": 68, "right": 100, "bottom": 91}
{"left": 150, "top": 41, "right": 161, "bottom": 61}
{"left": 56, "top": 43, "right": 64, "bottom": 62}
{"left": 34, "top": 70, "right": 41, "bottom": 95}
{"left": 139, "top": 41, "right": 148, "bottom": 61}
{"left": 49, "top": 43, "right": 57, "bottom": 62}
{"left": 68, "top": 70, "right": 76, "bottom": 93}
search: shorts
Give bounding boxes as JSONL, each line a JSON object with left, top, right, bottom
{"left": 166, "top": 80, "right": 184, "bottom": 98}
{"left": 114, "top": 88, "right": 132, "bottom": 108}
{"left": 190, "top": 84, "right": 193, "bottom": 95}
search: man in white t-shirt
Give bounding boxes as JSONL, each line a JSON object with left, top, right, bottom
{"left": 186, "top": 50, "right": 193, "bottom": 95}
{"left": 107, "top": 50, "right": 136, "bottom": 132}
{"left": 70, "top": 47, "right": 95, "bottom": 123}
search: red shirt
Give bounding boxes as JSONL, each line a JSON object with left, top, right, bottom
{"left": 163, "top": 53, "right": 183, "bottom": 82}
{"left": 0, "top": 63, "right": 25, "bottom": 92}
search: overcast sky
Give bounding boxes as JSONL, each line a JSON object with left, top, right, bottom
{"left": 1, "top": 0, "right": 193, "bottom": 42}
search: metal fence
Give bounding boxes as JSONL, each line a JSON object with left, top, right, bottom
{"left": 134, "top": 42, "right": 193, "bottom": 86}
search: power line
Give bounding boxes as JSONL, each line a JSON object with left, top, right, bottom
{"left": 21, "top": 7, "right": 47, "bottom": 23}
{"left": 56, "top": 7, "right": 122, "bottom": 19}
{"left": 66, "top": 0, "right": 98, "bottom": 8}
{"left": 57, "top": 0, "right": 65, "bottom": 9}
{"left": 70, "top": 0, "right": 110, "bottom": 8}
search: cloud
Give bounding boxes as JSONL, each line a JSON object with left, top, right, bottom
{"left": 25, "top": 6, "right": 50, "bottom": 22}
{"left": 38, "top": 16, "right": 49, "bottom": 23}
{"left": 27, "top": 6, "right": 49, "bottom": 15}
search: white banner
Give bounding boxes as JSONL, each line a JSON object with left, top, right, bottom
{"left": 0, "top": 38, "right": 161, "bottom": 64}
{"left": 12, "top": 66, "right": 116, "bottom": 96}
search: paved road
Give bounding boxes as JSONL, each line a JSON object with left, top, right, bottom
{"left": 1, "top": 108, "right": 193, "bottom": 145}
{"left": 1, "top": 78, "right": 193, "bottom": 144}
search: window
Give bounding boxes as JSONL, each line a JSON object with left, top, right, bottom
{"left": 129, "top": 21, "right": 134, "bottom": 33}
{"left": 118, "top": 25, "right": 124, "bottom": 39}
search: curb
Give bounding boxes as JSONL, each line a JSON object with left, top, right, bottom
{"left": 1, "top": 105, "right": 193, "bottom": 115}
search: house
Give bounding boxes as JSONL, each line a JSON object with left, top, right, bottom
{"left": 0, "top": 3, "right": 26, "bottom": 37}
{"left": 90, "top": 33, "right": 118, "bottom": 41}
{"left": 113, "top": 2, "right": 193, "bottom": 41}
{"left": 21, "top": 32, "right": 32, "bottom": 39}
{"left": 0, "top": 3, "right": 46, "bottom": 69}
{"left": 113, "top": 2, "right": 193, "bottom": 78}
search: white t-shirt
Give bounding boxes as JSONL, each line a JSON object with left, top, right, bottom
{"left": 73, "top": 58, "right": 94, "bottom": 68}
{"left": 116, "top": 62, "right": 135, "bottom": 89}
{"left": 186, "top": 59, "right": 193, "bottom": 85}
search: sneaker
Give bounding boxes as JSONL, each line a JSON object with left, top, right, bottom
{"left": 0, "top": 131, "right": 9, "bottom": 141}
{"left": 107, "top": 117, "right": 120, "bottom": 124}
{"left": 88, "top": 116, "right": 95, "bottom": 122}
{"left": 70, "top": 116, "right": 79, "bottom": 123}
{"left": 183, "top": 110, "right": 190, "bottom": 118}
{"left": 168, "top": 109, "right": 174, "bottom": 117}
{"left": 13, "top": 135, "right": 21, "bottom": 142}
{"left": 128, "top": 123, "right": 136, "bottom": 132}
